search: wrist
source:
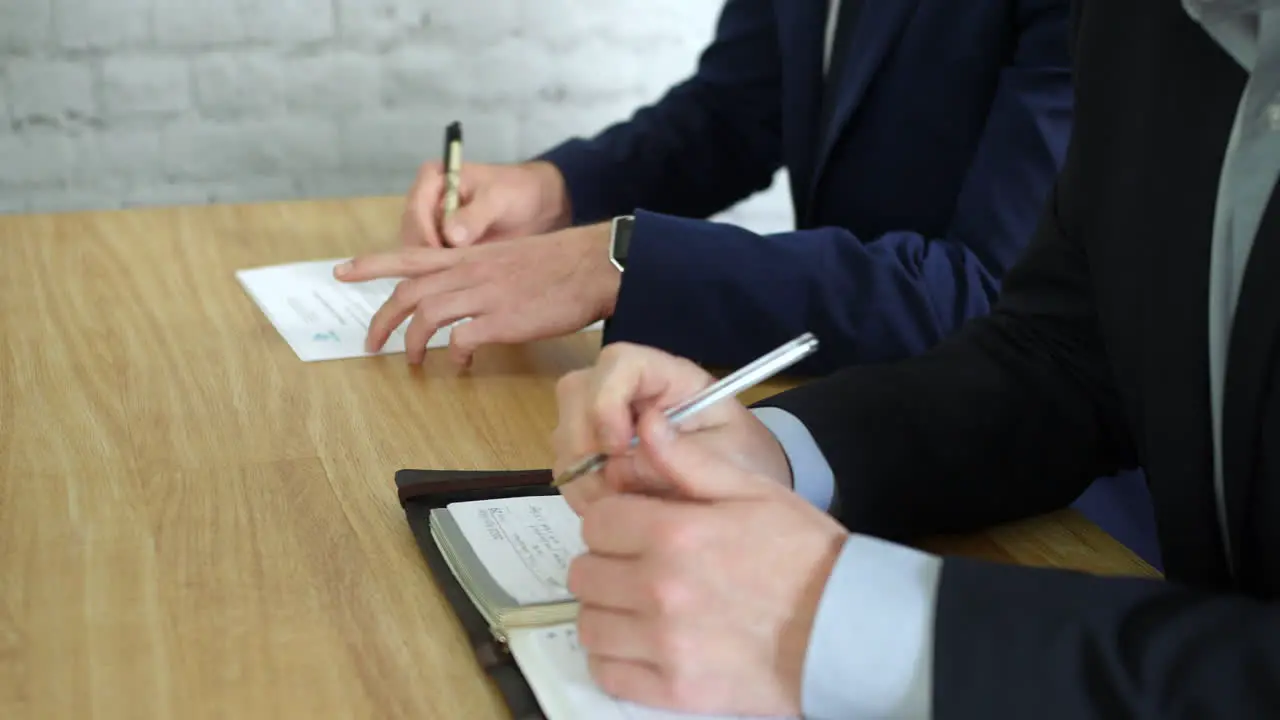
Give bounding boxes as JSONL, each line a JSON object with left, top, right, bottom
{"left": 784, "top": 531, "right": 851, "bottom": 713}
{"left": 524, "top": 160, "right": 572, "bottom": 232}
{"left": 589, "top": 222, "right": 622, "bottom": 319}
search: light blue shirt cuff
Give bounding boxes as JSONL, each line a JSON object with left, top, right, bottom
{"left": 751, "top": 407, "right": 836, "bottom": 512}
{"left": 803, "top": 535, "right": 942, "bottom": 719}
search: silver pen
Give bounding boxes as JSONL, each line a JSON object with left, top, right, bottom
{"left": 551, "top": 332, "right": 820, "bottom": 488}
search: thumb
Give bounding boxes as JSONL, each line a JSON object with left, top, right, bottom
{"left": 633, "top": 409, "right": 775, "bottom": 502}
{"left": 443, "top": 191, "right": 503, "bottom": 247}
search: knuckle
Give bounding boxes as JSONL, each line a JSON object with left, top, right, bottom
{"left": 598, "top": 342, "right": 631, "bottom": 363}
{"left": 646, "top": 573, "right": 692, "bottom": 616}
{"left": 579, "top": 493, "right": 623, "bottom": 542}
{"left": 450, "top": 323, "right": 479, "bottom": 350}
{"left": 587, "top": 655, "right": 622, "bottom": 695}
{"left": 588, "top": 393, "right": 613, "bottom": 426}
{"left": 555, "top": 370, "right": 586, "bottom": 400}
{"left": 389, "top": 278, "right": 417, "bottom": 305}
{"left": 578, "top": 503, "right": 605, "bottom": 547}
{"left": 559, "top": 484, "right": 588, "bottom": 516}
{"left": 655, "top": 517, "right": 700, "bottom": 555}
{"left": 565, "top": 556, "right": 589, "bottom": 598}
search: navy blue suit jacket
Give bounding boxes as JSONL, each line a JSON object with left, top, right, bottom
{"left": 539, "top": 0, "right": 1163, "bottom": 568}
{"left": 541, "top": 0, "right": 1073, "bottom": 374}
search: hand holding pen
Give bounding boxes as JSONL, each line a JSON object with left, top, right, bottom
{"left": 549, "top": 335, "right": 818, "bottom": 512}
{"left": 399, "top": 122, "right": 574, "bottom": 248}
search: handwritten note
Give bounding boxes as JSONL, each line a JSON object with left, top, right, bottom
{"left": 509, "top": 623, "right": 781, "bottom": 720}
{"left": 236, "top": 258, "right": 603, "bottom": 362}
{"left": 448, "top": 497, "right": 586, "bottom": 605}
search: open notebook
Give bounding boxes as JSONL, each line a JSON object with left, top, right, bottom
{"left": 431, "top": 496, "right": 793, "bottom": 719}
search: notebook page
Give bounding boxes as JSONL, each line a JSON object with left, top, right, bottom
{"left": 508, "top": 624, "right": 786, "bottom": 720}
{"left": 448, "top": 497, "right": 585, "bottom": 605}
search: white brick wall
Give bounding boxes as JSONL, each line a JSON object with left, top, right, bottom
{"left": 0, "top": 0, "right": 792, "bottom": 232}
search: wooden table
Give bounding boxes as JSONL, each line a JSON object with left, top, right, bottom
{"left": 0, "top": 198, "right": 1158, "bottom": 719}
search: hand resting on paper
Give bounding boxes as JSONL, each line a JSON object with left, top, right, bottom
{"left": 562, "top": 380, "right": 847, "bottom": 716}
{"left": 332, "top": 226, "right": 619, "bottom": 366}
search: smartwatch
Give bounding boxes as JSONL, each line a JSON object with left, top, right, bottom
{"left": 608, "top": 215, "right": 635, "bottom": 272}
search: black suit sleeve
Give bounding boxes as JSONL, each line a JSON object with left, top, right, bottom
{"left": 761, "top": 7, "right": 1280, "bottom": 711}
{"left": 761, "top": 130, "right": 1137, "bottom": 540}
{"left": 932, "top": 557, "right": 1280, "bottom": 718}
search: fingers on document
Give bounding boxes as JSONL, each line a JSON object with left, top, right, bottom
{"left": 402, "top": 291, "right": 473, "bottom": 364}
{"left": 447, "top": 315, "right": 504, "bottom": 367}
{"left": 334, "top": 249, "right": 450, "bottom": 282}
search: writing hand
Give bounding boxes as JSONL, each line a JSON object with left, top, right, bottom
{"left": 551, "top": 343, "right": 793, "bottom": 516}
{"left": 400, "top": 160, "right": 571, "bottom": 247}
{"left": 569, "top": 409, "right": 847, "bottom": 716}
{"left": 334, "top": 224, "right": 620, "bottom": 366}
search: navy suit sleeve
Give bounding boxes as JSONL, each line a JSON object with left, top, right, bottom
{"left": 602, "top": 2, "right": 1073, "bottom": 375}
{"left": 537, "top": 0, "right": 783, "bottom": 226}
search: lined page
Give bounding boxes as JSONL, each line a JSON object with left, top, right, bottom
{"left": 509, "top": 624, "right": 790, "bottom": 720}
{"left": 448, "top": 497, "right": 585, "bottom": 605}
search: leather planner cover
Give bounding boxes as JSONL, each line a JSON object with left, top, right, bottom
{"left": 395, "top": 468, "right": 560, "bottom": 720}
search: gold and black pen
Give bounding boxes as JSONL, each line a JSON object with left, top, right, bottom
{"left": 442, "top": 121, "right": 463, "bottom": 222}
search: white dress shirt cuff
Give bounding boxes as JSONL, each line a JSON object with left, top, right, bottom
{"left": 803, "top": 534, "right": 942, "bottom": 719}
{"left": 751, "top": 406, "right": 836, "bottom": 512}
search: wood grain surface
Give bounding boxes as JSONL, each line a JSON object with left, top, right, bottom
{"left": 0, "top": 198, "right": 1158, "bottom": 719}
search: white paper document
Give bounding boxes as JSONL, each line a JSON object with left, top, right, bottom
{"left": 236, "top": 258, "right": 603, "bottom": 362}
{"left": 509, "top": 623, "right": 782, "bottom": 720}
{"left": 449, "top": 497, "right": 585, "bottom": 606}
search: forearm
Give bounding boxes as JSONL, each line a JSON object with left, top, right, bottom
{"left": 759, "top": 306, "right": 1133, "bottom": 541}
{"left": 603, "top": 211, "right": 1010, "bottom": 376}
{"left": 538, "top": 82, "right": 782, "bottom": 225}
{"left": 536, "top": 0, "right": 783, "bottom": 225}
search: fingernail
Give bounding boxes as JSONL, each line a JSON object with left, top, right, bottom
{"left": 334, "top": 261, "right": 353, "bottom": 277}
{"left": 446, "top": 224, "right": 468, "bottom": 245}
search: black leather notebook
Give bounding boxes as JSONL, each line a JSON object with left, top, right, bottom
{"left": 396, "top": 468, "right": 558, "bottom": 720}
{"left": 396, "top": 468, "right": 793, "bottom": 720}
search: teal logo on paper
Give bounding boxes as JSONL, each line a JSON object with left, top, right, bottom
{"left": 313, "top": 331, "right": 340, "bottom": 342}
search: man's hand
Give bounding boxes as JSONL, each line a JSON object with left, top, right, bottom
{"left": 401, "top": 160, "right": 571, "bottom": 247}
{"left": 334, "top": 223, "right": 620, "bottom": 366}
{"left": 569, "top": 408, "right": 848, "bottom": 716}
{"left": 551, "top": 343, "right": 794, "bottom": 516}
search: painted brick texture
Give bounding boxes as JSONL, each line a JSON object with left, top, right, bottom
{"left": 0, "top": 0, "right": 791, "bottom": 231}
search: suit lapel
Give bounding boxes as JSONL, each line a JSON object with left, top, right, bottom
{"left": 1221, "top": 187, "right": 1280, "bottom": 579}
{"left": 806, "top": 0, "right": 918, "bottom": 207}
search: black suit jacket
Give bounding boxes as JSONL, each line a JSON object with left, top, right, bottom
{"left": 762, "top": 1, "right": 1280, "bottom": 716}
